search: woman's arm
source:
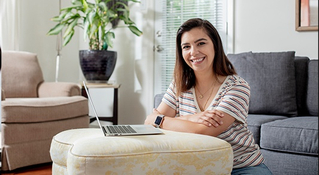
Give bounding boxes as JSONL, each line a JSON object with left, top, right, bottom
{"left": 178, "top": 110, "right": 225, "bottom": 127}
{"left": 144, "top": 102, "right": 235, "bottom": 137}
{"left": 155, "top": 101, "right": 224, "bottom": 126}
{"left": 161, "top": 114, "right": 234, "bottom": 136}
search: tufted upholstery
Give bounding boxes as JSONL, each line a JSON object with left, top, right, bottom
{"left": 50, "top": 128, "right": 233, "bottom": 175}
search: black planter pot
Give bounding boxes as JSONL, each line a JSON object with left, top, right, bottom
{"left": 79, "top": 50, "right": 117, "bottom": 83}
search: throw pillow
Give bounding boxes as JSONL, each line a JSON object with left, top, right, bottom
{"left": 307, "top": 60, "right": 318, "bottom": 116}
{"left": 227, "top": 51, "right": 298, "bottom": 116}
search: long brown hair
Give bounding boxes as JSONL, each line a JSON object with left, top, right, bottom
{"left": 174, "top": 18, "right": 236, "bottom": 96}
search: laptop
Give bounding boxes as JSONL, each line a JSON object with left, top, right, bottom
{"left": 83, "top": 81, "right": 163, "bottom": 136}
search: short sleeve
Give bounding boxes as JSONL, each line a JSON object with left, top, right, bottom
{"left": 214, "top": 76, "right": 250, "bottom": 123}
{"left": 163, "top": 81, "right": 178, "bottom": 111}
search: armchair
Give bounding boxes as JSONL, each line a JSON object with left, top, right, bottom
{"left": 1, "top": 51, "right": 90, "bottom": 171}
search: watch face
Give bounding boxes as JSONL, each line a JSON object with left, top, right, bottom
{"left": 155, "top": 116, "right": 163, "bottom": 125}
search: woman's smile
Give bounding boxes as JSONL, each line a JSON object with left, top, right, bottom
{"left": 191, "top": 57, "right": 205, "bottom": 63}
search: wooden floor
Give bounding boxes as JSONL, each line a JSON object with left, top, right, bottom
{"left": 1, "top": 163, "right": 52, "bottom": 175}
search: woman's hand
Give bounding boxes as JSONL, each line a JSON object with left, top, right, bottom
{"left": 181, "top": 110, "right": 224, "bottom": 127}
{"left": 144, "top": 109, "right": 161, "bottom": 127}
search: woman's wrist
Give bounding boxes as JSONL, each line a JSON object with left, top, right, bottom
{"left": 154, "top": 115, "right": 165, "bottom": 128}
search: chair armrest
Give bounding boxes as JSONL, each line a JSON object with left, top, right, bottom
{"left": 1, "top": 89, "right": 6, "bottom": 101}
{"left": 38, "top": 82, "right": 82, "bottom": 97}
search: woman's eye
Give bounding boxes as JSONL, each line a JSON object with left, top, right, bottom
{"left": 198, "top": 42, "right": 205, "bottom": 46}
{"left": 182, "top": 46, "right": 190, "bottom": 49}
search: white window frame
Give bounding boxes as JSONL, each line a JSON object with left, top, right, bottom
{"left": 154, "top": 0, "right": 234, "bottom": 95}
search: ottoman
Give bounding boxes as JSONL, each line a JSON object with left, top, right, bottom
{"left": 50, "top": 128, "right": 233, "bottom": 175}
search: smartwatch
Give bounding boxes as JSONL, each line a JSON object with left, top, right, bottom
{"left": 154, "top": 115, "right": 165, "bottom": 128}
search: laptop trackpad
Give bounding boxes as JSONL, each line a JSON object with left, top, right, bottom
{"left": 130, "top": 125, "right": 163, "bottom": 134}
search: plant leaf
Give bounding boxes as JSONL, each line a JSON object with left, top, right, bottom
{"left": 83, "top": 18, "right": 90, "bottom": 41}
{"left": 61, "top": 4, "right": 82, "bottom": 11}
{"left": 129, "top": 0, "right": 141, "bottom": 3}
{"left": 87, "top": 11, "right": 98, "bottom": 39}
{"left": 51, "top": 15, "right": 62, "bottom": 22}
{"left": 63, "top": 29, "right": 75, "bottom": 46}
{"left": 81, "top": 0, "right": 88, "bottom": 12}
{"left": 115, "top": 1, "right": 129, "bottom": 11}
{"left": 47, "top": 23, "right": 65, "bottom": 35}
{"left": 119, "top": 15, "right": 134, "bottom": 25}
{"left": 128, "top": 25, "right": 143, "bottom": 36}
{"left": 61, "top": 11, "right": 75, "bottom": 23}
{"left": 71, "top": 0, "right": 81, "bottom": 4}
{"left": 104, "top": 31, "right": 115, "bottom": 48}
{"left": 87, "top": 10, "right": 96, "bottom": 24}
{"left": 98, "top": 1, "right": 107, "bottom": 12}
{"left": 63, "top": 18, "right": 79, "bottom": 38}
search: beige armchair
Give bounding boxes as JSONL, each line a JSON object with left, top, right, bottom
{"left": 1, "top": 51, "right": 90, "bottom": 171}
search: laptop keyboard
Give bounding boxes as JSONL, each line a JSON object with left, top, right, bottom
{"left": 106, "top": 125, "right": 137, "bottom": 134}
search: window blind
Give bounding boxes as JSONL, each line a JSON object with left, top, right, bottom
{"left": 157, "top": 0, "right": 227, "bottom": 93}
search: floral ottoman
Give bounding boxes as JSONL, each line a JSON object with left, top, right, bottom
{"left": 50, "top": 128, "right": 233, "bottom": 175}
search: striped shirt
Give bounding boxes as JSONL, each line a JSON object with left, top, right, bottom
{"left": 163, "top": 74, "right": 264, "bottom": 168}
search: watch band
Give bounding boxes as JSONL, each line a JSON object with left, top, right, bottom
{"left": 154, "top": 115, "right": 165, "bottom": 128}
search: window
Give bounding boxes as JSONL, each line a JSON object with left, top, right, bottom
{"left": 154, "top": 0, "right": 230, "bottom": 94}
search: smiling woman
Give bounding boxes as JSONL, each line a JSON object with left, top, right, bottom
{"left": 145, "top": 18, "right": 273, "bottom": 175}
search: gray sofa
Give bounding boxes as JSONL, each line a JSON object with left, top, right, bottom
{"left": 154, "top": 51, "right": 318, "bottom": 175}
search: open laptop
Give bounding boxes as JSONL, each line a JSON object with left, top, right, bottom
{"left": 83, "top": 81, "right": 163, "bottom": 136}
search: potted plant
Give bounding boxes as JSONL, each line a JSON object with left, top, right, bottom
{"left": 47, "top": 0, "right": 143, "bottom": 82}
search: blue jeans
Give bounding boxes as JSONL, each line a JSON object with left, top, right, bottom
{"left": 231, "top": 163, "right": 272, "bottom": 175}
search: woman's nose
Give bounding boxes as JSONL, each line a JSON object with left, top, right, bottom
{"left": 190, "top": 46, "right": 199, "bottom": 56}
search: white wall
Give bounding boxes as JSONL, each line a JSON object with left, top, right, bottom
{"left": 13, "top": 0, "right": 318, "bottom": 125}
{"left": 233, "top": 0, "right": 318, "bottom": 59}
{"left": 19, "top": 0, "right": 80, "bottom": 82}
{"left": 17, "top": 0, "right": 155, "bottom": 125}
{"left": 101, "top": 1, "right": 155, "bottom": 124}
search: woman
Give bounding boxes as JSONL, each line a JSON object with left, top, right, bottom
{"left": 145, "top": 18, "right": 272, "bottom": 174}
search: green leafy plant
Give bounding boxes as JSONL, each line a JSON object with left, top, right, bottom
{"left": 47, "top": 0, "right": 143, "bottom": 50}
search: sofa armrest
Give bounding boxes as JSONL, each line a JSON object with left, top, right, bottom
{"left": 38, "top": 82, "right": 81, "bottom": 97}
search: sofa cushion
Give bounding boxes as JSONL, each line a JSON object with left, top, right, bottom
{"left": 261, "top": 149, "right": 318, "bottom": 175}
{"left": 307, "top": 60, "right": 318, "bottom": 116}
{"left": 247, "top": 114, "right": 287, "bottom": 145}
{"left": 228, "top": 51, "right": 297, "bottom": 116}
{"left": 294, "top": 57, "right": 310, "bottom": 115}
{"left": 260, "top": 117, "right": 318, "bottom": 156}
{"left": 154, "top": 93, "right": 165, "bottom": 108}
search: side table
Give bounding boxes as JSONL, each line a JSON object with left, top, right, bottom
{"left": 81, "top": 83, "right": 121, "bottom": 125}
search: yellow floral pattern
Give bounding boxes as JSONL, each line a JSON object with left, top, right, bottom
{"left": 50, "top": 128, "right": 233, "bottom": 175}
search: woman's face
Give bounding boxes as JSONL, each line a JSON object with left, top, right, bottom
{"left": 180, "top": 27, "right": 215, "bottom": 74}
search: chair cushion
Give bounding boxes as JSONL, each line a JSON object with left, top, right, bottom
{"left": 260, "top": 117, "right": 318, "bottom": 156}
{"left": 1, "top": 96, "right": 88, "bottom": 123}
{"left": 2, "top": 51, "right": 44, "bottom": 98}
{"left": 247, "top": 114, "right": 287, "bottom": 145}
{"left": 307, "top": 60, "right": 318, "bottom": 116}
{"left": 50, "top": 128, "right": 233, "bottom": 175}
{"left": 228, "top": 51, "right": 298, "bottom": 116}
